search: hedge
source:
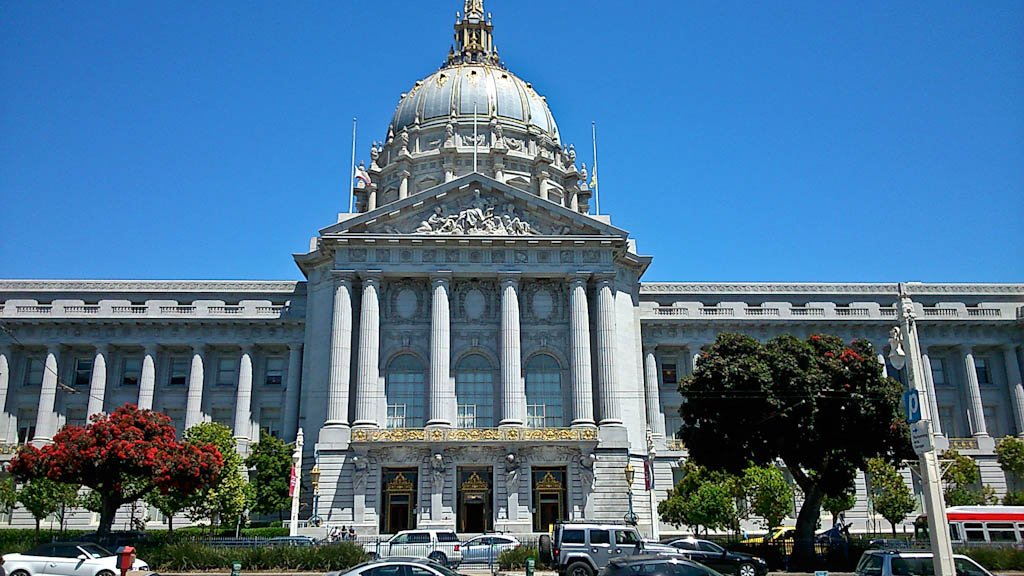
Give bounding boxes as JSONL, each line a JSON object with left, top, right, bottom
{"left": 498, "top": 545, "right": 548, "bottom": 570}
{"left": 958, "top": 547, "right": 1024, "bottom": 571}
{"left": 141, "top": 541, "right": 367, "bottom": 571}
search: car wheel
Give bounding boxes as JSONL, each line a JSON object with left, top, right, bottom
{"left": 11, "top": 570, "right": 30, "bottom": 576}
{"left": 96, "top": 570, "right": 115, "bottom": 576}
{"left": 428, "top": 552, "right": 448, "bottom": 566}
{"left": 538, "top": 534, "right": 553, "bottom": 563}
{"left": 737, "top": 563, "right": 757, "bottom": 576}
{"left": 567, "top": 561, "right": 594, "bottom": 576}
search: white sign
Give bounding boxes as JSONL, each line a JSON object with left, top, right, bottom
{"left": 911, "top": 419, "right": 934, "bottom": 455}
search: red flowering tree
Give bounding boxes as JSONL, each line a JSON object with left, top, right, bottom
{"left": 679, "top": 333, "right": 912, "bottom": 567}
{"left": 8, "top": 404, "right": 223, "bottom": 536}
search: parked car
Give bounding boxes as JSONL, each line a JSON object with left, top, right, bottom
{"left": 543, "top": 522, "right": 646, "bottom": 576}
{"left": 664, "top": 538, "right": 767, "bottom": 576}
{"left": 739, "top": 527, "right": 794, "bottom": 546}
{"left": 460, "top": 535, "right": 520, "bottom": 564}
{"left": 598, "top": 554, "right": 728, "bottom": 576}
{"left": 364, "top": 530, "right": 462, "bottom": 568}
{"left": 328, "top": 557, "right": 465, "bottom": 576}
{"left": 267, "top": 536, "right": 318, "bottom": 547}
{"left": 855, "top": 549, "right": 994, "bottom": 576}
{"left": 75, "top": 532, "right": 151, "bottom": 549}
{"left": 2, "top": 542, "right": 149, "bottom": 576}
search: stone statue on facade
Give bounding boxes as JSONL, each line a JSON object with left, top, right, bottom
{"left": 888, "top": 326, "right": 905, "bottom": 359}
{"left": 411, "top": 194, "right": 535, "bottom": 236}
{"left": 579, "top": 163, "right": 588, "bottom": 190}
{"left": 445, "top": 121, "right": 456, "bottom": 146}
{"left": 399, "top": 128, "right": 410, "bottom": 154}
{"left": 490, "top": 117, "right": 504, "bottom": 149}
{"left": 575, "top": 452, "right": 596, "bottom": 488}
{"left": 431, "top": 452, "right": 446, "bottom": 485}
{"left": 505, "top": 452, "right": 521, "bottom": 491}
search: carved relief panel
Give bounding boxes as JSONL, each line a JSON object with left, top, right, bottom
{"left": 452, "top": 279, "right": 499, "bottom": 324}
{"left": 383, "top": 278, "right": 430, "bottom": 324}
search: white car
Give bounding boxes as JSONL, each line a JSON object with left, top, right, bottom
{"left": 364, "top": 530, "right": 463, "bottom": 568}
{"left": 3, "top": 542, "right": 149, "bottom": 576}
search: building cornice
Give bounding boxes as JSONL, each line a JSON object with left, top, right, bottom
{"left": 0, "top": 280, "right": 304, "bottom": 294}
{"left": 639, "top": 282, "right": 1024, "bottom": 296}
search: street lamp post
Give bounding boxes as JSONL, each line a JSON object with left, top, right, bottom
{"left": 289, "top": 428, "right": 304, "bottom": 536}
{"left": 888, "top": 283, "right": 955, "bottom": 576}
{"left": 310, "top": 451, "right": 322, "bottom": 528}
{"left": 624, "top": 461, "right": 638, "bottom": 525}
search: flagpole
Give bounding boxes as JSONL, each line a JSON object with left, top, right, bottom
{"left": 349, "top": 117, "right": 357, "bottom": 213}
{"left": 473, "top": 104, "right": 478, "bottom": 173}
{"left": 592, "top": 120, "right": 600, "bottom": 216}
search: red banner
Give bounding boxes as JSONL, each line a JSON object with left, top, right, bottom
{"left": 289, "top": 465, "right": 297, "bottom": 497}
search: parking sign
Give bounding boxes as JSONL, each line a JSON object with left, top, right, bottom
{"left": 904, "top": 389, "right": 921, "bottom": 424}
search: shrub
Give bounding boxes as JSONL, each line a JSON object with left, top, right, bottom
{"left": 958, "top": 546, "right": 1024, "bottom": 571}
{"left": 498, "top": 544, "right": 544, "bottom": 570}
{"left": 1003, "top": 491, "right": 1024, "bottom": 506}
{"left": 140, "top": 541, "right": 366, "bottom": 571}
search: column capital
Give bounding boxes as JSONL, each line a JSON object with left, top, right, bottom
{"left": 45, "top": 342, "right": 62, "bottom": 354}
{"left": 287, "top": 342, "right": 304, "bottom": 353}
{"left": 429, "top": 271, "right": 453, "bottom": 284}
{"left": 569, "top": 272, "right": 591, "bottom": 286}
{"left": 191, "top": 343, "right": 210, "bottom": 355}
{"left": 498, "top": 271, "right": 521, "bottom": 286}
{"left": 643, "top": 344, "right": 657, "bottom": 354}
{"left": 94, "top": 342, "right": 111, "bottom": 356}
{"left": 360, "top": 270, "right": 383, "bottom": 284}
{"left": 143, "top": 343, "right": 160, "bottom": 355}
{"left": 593, "top": 271, "right": 616, "bottom": 285}
{"left": 240, "top": 343, "right": 256, "bottom": 356}
{"left": 331, "top": 270, "right": 357, "bottom": 283}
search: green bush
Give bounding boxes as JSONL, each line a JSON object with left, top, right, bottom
{"left": 958, "top": 547, "right": 1024, "bottom": 571}
{"left": 0, "top": 530, "right": 90, "bottom": 554}
{"left": 168, "top": 526, "right": 290, "bottom": 538}
{"left": 498, "top": 544, "right": 545, "bottom": 570}
{"left": 1002, "top": 491, "right": 1024, "bottom": 506}
{"left": 141, "top": 541, "right": 367, "bottom": 571}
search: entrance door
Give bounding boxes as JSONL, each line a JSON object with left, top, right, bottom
{"left": 457, "top": 468, "right": 493, "bottom": 532}
{"left": 532, "top": 467, "right": 568, "bottom": 532}
{"left": 381, "top": 469, "right": 418, "bottom": 534}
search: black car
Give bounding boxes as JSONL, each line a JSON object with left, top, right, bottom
{"left": 665, "top": 538, "right": 768, "bottom": 576}
{"left": 599, "top": 555, "right": 727, "bottom": 576}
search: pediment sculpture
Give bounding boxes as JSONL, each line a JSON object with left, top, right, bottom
{"left": 414, "top": 190, "right": 535, "bottom": 236}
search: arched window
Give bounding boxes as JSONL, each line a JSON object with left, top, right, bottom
{"left": 386, "top": 354, "right": 425, "bottom": 428}
{"left": 455, "top": 354, "right": 494, "bottom": 428}
{"left": 525, "top": 354, "right": 563, "bottom": 427}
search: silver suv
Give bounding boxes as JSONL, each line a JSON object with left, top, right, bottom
{"left": 855, "top": 550, "right": 993, "bottom": 576}
{"left": 546, "top": 523, "right": 646, "bottom": 576}
{"left": 364, "top": 529, "right": 463, "bottom": 568}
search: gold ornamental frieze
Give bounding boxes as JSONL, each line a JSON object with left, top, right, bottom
{"left": 460, "top": 471, "right": 489, "bottom": 493}
{"left": 350, "top": 427, "right": 597, "bottom": 444}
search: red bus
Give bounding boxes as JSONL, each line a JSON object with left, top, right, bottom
{"left": 914, "top": 506, "right": 1024, "bottom": 545}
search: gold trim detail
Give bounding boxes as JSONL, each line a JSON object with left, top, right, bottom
{"left": 386, "top": 472, "right": 415, "bottom": 494}
{"left": 461, "top": 472, "right": 489, "bottom": 493}
{"left": 351, "top": 427, "right": 597, "bottom": 444}
{"left": 535, "top": 471, "right": 563, "bottom": 492}
{"left": 949, "top": 437, "right": 980, "bottom": 451}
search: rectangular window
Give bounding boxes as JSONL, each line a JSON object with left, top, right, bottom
{"left": 975, "top": 357, "right": 992, "bottom": 385}
{"left": 168, "top": 357, "right": 189, "bottom": 387}
{"left": 260, "top": 407, "right": 281, "bottom": 438}
{"left": 216, "top": 356, "right": 236, "bottom": 386}
{"left": 211, "top": 408, "right": 233, "bottom": 428}
{"left": 73, "top": 358, "right": 93, "bottom": 387}
{"left": 983, "top": 406, "right": 998, "bottom": 435}
{"left": 527, "top": 404, "right": 546, "bottom": 428}
{"left": 588, "top": 530, "right": 610, "bottom": 545}
{"left": 387, "top": 404, "right": 407, "bottom": 429}
{"left": 938, "top": 406, "right": 955, "bottom": 437}
{"left": 264, "top": 357, "right": 284, "bottom": 386}
{"left": 17, "top": 409, "right": 36, "bottom": 444}
{"left": 23, "top": 358, "right": 43, "bottom": 387}
{"left": 457, "top": 405, "right": 476, "bottom": 428}
{"left": 660, "top": 363, "right": 677, "bottom": 390}
{"left": 122, "top": 357, "right": 141, "bottom": 386}
{"left": 931, "top": 357, "right": 947, "bottom": 386}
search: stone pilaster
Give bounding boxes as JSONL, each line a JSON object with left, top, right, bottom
{"left": 643, "top": 346, "right": 665, "bottom": 437}
{"left": 354, "top": 273, "right": 382, "bottom": 428}
{"left": 428, "top": 273, "right": 453, "bottom": 427}
{"left": 234, "top": 345, "right": 255, "bottom": 443}
{"left": 568, "top": 274, "right": 594, "bottom": 428}
{"left": 326, "top": 273, "right": 354, "bottom": 427}
{"left": 962, "top": 347, "right": 988, "bottom": 437}
{"left": 877, "top": 353, "right": 889, "bottom": 379}
{"left": 499, "top": 272, "right": 525, "bottom": 426}
{"left": 184, "top": 344, "right": 206, "bottom": 430}
{"left": 921, "top": 351, "right": 941, "bottom": 435}
{"left": 283, "top": 343, "right": 303, "bottom": 441}
{"left": 1003, "top": 345, "right": 1024, "bottom": 438}
{"left": 33, "top": 345, "right": 59, "bottom": 444}
{"left": 86, "top": 344, "right": 109, "bottom": 418}
{"left": 595, "top": 274, "right": 621, "bottom": 425}
{"left": 0, "top": 346, "right": 10, "bottom": 443}
{"left": 137, "top": 343, "right": 158, "bottom": 411}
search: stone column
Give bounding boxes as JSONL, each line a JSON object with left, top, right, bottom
{"left": 33, "top": 345, "right": 59, "bottom": 444}
{"left": 568, "top": 274, "right": 595, "bottom": 427}
{"left": 428, "top": 273, "right": 453, "bottom": 427}
{"left": 643, "top": 346, "right": 665, "bottom": 437}
{"left": 1003, "top": 345, "right": 1024, "bottom": 438}
{"left": 86, "top": 344, "right": 109, "bottom": 418}
{"left": 234, "top": 346, "right": 255, "bottom": 442}
{"left": 184, "top": 345, "right": 206, "bottom": 429}
{"left": 0, "top": 346, "right": 11, "bottom": 443}
{"left": 962, "top": 347, "right": 988, "bottom": 437}
{"left": 921, "top": 351, "right": 942, "bottom": 435}
{"left": 499, "top": 273, "right": 525, "bottom": 426}
{"left": 367, "top": 187, "right": 377, "bottom": 211}
{"left": 283, "top": 343, "right": 303, "bottom": 441}
{"left": 137, "top": 344, "right": 158, "bottom": 411}
{"left": 354, "top": 273, "right": 382, "bottom": 428}
{"left": 595, "top": 274, "right": 622, "bottom": 425}
{"left": 399, "top": 170, "right": 410, "bottom": 200}
{"left": 326, "top": 274, "right": 354, "bottom": 427}
{"left": 877, "top": 353, "right": 889, "bottom": 379}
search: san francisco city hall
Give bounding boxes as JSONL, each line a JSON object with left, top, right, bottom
{"left": 1, "top": 1, "right": 1022, "bottom": 536}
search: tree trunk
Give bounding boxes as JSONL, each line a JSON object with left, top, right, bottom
{"left": 891, "top": 521, "right": 897, "bottom": 537}
{"left": 168, "top": 513, "right": 174, "bottom": 533}
{"left": 35, "top": 517, "right": 40, "bottom": 534}
{"left": 790, "top": 484, "right": 825, "bottom": 571}
{"left": 98, "top": 496, "right": 120, "bottom": 537}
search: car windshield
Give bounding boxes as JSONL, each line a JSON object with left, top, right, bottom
{"left": 79, "top": 544, "right": 113, "bottom": 558}
{"left": 699, "top": 541, "right": 724, "bottom": 553}
{"left": 424, "top": 561, "right": 462, "bottom": 576}
{"left": 891, "top": 557, "right": 935, "bottom": 576}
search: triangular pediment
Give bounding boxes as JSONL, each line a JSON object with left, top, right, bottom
{"left": 319, "top": 174, "right": 628, "bottom": 238}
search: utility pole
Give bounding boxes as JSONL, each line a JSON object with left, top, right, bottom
{"left": 890, "top": 283, "right": 954, "bottom": 576}
{"left": 289, "top": 428, "right": 303, "bottom": 536}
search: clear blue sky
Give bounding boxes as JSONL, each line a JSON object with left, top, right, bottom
{"left": 2, "top": 0, "right": 1022, "bottom": 282}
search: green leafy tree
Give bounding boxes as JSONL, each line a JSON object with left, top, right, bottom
{"left": 942, "top": 449, "right": 997, "bottom": 506}
{"left": 17, "top": 478, "right": 79, "bottom": 533}
{"left": 741, "top": 465, "right": 794, "bottom": 530}
{"left": 867, "top": 458, "right": 917, "bottom": 536}
{"left": 0, "top": 477, "right": 17, "bottom": 517}
{"left": 822, "top": 489, "right": 857, "bottom": 526}
{"left": 184, "top": 422, "right": 247, "bottom": 530}
{"left": 658, "top": 461, "right": 740, "bottom": 535}
{"left": 996, "top": 436, "right": 1024, "bottom": 501}
{"left": 245, "top": 434, "right": 293, "bottom": 521}
{"left": 145, "top": 486, "right": 192, "bottom": 532}
{"left": 679, "top": 333, "right": 912, "bottom": 565}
